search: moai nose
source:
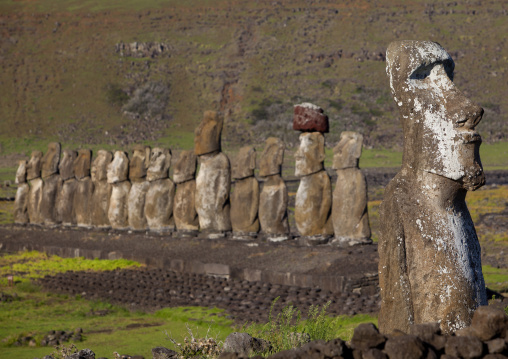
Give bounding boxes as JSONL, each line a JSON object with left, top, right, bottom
{"left": 457, "top": 103, "right": 484, "bottom": 130}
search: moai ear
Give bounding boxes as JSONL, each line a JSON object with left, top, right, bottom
{"left": 144, "top": 146, "right": 151, "bottom": 168}
{"left": 276, "top": 142, "right": 285, "bottom": 166}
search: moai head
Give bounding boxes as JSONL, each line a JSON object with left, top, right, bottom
{"left": 91, "top": 150, "right": 113, "bottom": 182}
{"left": 194, "top": 111, "right": 223, "bottom": 156}
{"left": 332, "top": 132, "right": 363, "bottom": 170}
{"left": 259, "top": 137, "right": 284, "bottom": 177}
{"left": 107, "top": 151, "right": 129, "bottom": 184}
{"left": 26, "top": 151, "right": 43, "bottom": 180}
{"left": 129, "top": 145, "right": 151, "bottom": 180}
{"left": 386, "top": 40, "right": 484, "bottom": 190}
{"left": 59, "top": 150, "right": 78, "bottom": 181}
{"left": 15, "top": 160, "right": 27, "bottom": 184}
{"left": 74, "top": 149, "right": 92, "bottom": 180}
{"left": 41, "top": 142, "right": 61, "bottom": 178}
{"left": 295, "top": 132, "right": 325, "bottom": 177}
{"left": 173, "top": 150, "right": 197, "bottom": 184}
{"left": 232, "top": 146, "right": 256, "bottom": 180}
{"left": 147, "top": 148, "right": 172, "bottom": 182}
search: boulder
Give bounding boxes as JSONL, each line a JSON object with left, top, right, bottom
{"left": 151, "top": 346, "right": 178, "bottom": 359}
{"left": 223, "top": 332, "right": 271, "bottom": 356}
{"left": 293, "top": 103, "right": 329, "bottom": 133}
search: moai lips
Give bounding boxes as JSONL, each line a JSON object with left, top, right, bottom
{"left": 293, "top": 103, "right": 329, "bottom": 133}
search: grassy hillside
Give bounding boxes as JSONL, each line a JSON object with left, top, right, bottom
{"left": 0, "top": 0, "right": 507, "bottom": 158}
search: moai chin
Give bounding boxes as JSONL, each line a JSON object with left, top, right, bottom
{"left": 331, "top": 132, "right": 371, "bottom": 246}
{"left": 56, "top": 150, "right": 78, "bottom": 226}
{"left": 294, "top": 132, "right": 333, "bottom": 243}
{"left": 194, "top": 111, "right": 232, "bottom": 237}
{"left": 90, "top": 150, "right": 113, "bottom": 228}
{"left": 128, "top": 145, "right": 151, "bottom": 231}
{"left": 40, "top": 142, "right": 62, "bottom": 226}
{"left": 14, "top": 160, "right": 29, "bottom": 224}
{"left": 173, "top": 150, "right": 199, "bottom": 235}
{"left": 379, "top": 40, "right": 487, "bottom": 335}
{"left": 258, "top": 137, "right": 290, "bottom": 241}
{"left": 145, "top": 148, "right": 175, "bottom": 232}
{"left": 107, "top": 151, "right": 131, "bottom": 230}
{"left": 73, "top": 149, "right": 93, "bottom": 227}
{"left": 230, "top": 146, "right": 259, "bottom": 239}
{"left": 26, "top": 151, "right": 43, "bottom": 224}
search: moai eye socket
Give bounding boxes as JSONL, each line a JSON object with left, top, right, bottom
{"left": 410, "top": 64, "right": 433, "bottom": 80}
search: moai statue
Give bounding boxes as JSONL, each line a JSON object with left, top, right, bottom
{"left": 194, "top": 111, "right": 232, "bottom": 238}
{"left": 145, "top": 147, "right": 175, "bottom": 232}
{"left": 331, "top": 132, "right": 371, "bottom": 246}
{"left": 230, "top": 146, "right": 259, "bottom": 240}
{"left": 107, "top": 151, "right": 131, "bottom": 230}
{"left": 26, "top": 150, "right": 44, "bottom": 225}
{"left": 14, "top": 160, "right": 29, "bottom": 224}
{"left": 379, "top": 40, "right": 487, "bottom": 334}
{"left": 55, "top": 150, "right": 77, "bottom": 226}
{"left": 173, "top": 150, "right": 199, "bottom": 235}
{"left": 39, "top": 142, "right": 62, "bottom": 226}
{"left": 258, "top": 137, "right": 290, "bottom": 241}
{"left": 73, "top": 149, "right": 93, "bottom": 227}
{"left": 90, "top": 150, "right": 113, "bottom": 228}
{"left": 128, "top": 145, "right": 151, "bottom": 231}
{"left": 293, "top": 104, "right": 333, "bottom": 244}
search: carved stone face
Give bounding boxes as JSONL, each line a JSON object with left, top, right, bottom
{"left": 15, "top": 160, "right": 27, "bottom": 184}
{"left": 386, "top": 40, "right": 484, "bottom": 190}
{"left": 91, "top": 150, "right": 113, "bottom": 182}
{"left": 129, "top": 145, "right": 151, "bottom": 180}
{"left": 295, "top": 132, "right": 325, "bottom": 177}
{"left": 59, "top": 150, "right": 77, "bottom": 181}
{"left": 259, "top": 137, "right": 284, "bottom": 177}
{"left": 41, "top": 142, "right": 61, "bottom": 178}
{"left": 173, "top": 150, "right": 197, "bottom": 184}
{"left": 333, "top": 132, "right": 363, "bottom": 170}
{"left": 194, "top": 111, "right": 223, "bottom": 156}
{"left": 26, "top": 151, "right": 43, "bottom": 180}
{"left": 232, "top": 146, "right": 256, "bottom": 180}
{"left": 73, "top": 149, "right": 92, "bottom": 180}
{"left": 147, "top": 147, "right": 171, "bottom": 182}
{"left": 107, "top": 151, "right": 129, "bottom": 184}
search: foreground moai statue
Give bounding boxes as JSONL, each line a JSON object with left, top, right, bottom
{"left": 39, "top": 142, "right": 62, "bottom": 226}
{"left": 128, "top": 145, "right": 151, "bottom": 231}
{"left": 194, "top": 111, "right": 232, "bottom": 237}
{"left": 26, "top": 151, "right": 44, "bottom": 224}
{"left": 230, "top": 146, "right": 259, "bottom": 239}
{"left": 14, "top": 160, "right": 29, "bottom": 224}
{"left": 90, "top": 150, "right": 113, "bottom": 228}
{"left": 145, "top": 148, "right": 175, "bottom": 232}
{"left": 379, "top": 40, "right": 487, "bottom": 334}
{"left": 331, "top": 132, "right": 371, "bottom": 246}
{"left": 258, "top": 138, "right": 290, "bottom": 241}
{"left": 73, "top": 149, "right": 93, "bottom": 227}
{"left": 294, "top": 104, "right": 333, "bottom": 243}
{"left": 107, "top": 151, "right": 131, "bottom": 230}
{"left": 56, "top": 150, "right": 78, "bottom": 226}
{"left": 173, "top": 150, "right": 199, "bottom": 234}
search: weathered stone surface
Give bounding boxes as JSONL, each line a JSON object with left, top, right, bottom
{"left": 445, "top": 336, "right": 484, "bottom": 358}
{"left": 91, "top": 150, "right": 113, "bottom": 182}
{"left": 174, "top": 179, "right": 199, "bottom": 231}
{"left": 15, "top": 160, "right": 27, "bottom": 184}
{"left": 26, "top": 151, "right": 43, "bottom": 181}
{"left": 145, "top": 178, "right": 175, "bottom": 231}
{"left": 40, "top": 174, "right": 62, "bottom": 225}
{"left": 27, "top": 178, "right": 43, "bottom": 224}
{"left": 486, "top": 338, "right": 507, "bottom": 354}
{"left": 293, "top": 103, "right": 329, "bottom": 133}
{"left": 331, "top": 168, "right": 371, "bottom": 246}
{"left": 295, "top": 170, "right": 333, "bottom": 237}
{"left": 259, "top": 174, "right": 289, "bottom": 239}
{"left": 59, "top": 150, "right": 77, "bottom": 181}
{"left": 90, "top": 181, "right": 112, "bottom": 228}
{"left": 107, "top": 151, "right": 129, "bottom": 184}
{"left": 351, "top": 323, "right": 386, "bottom": 351}
{"left": 194, "top": 110, "right": 223, "bottom": 156}
{"left": 173, "top": 150, "right": 197, "bottom": 184}
{"left": 41, "top": 142, "right": 61, "bottom": 178}
{"left": 74, "top": 149, "right": 92, "bottom": 180}
{"left": 333, "top": 131, "right": 363, "bottom": 169}
{"left": 295, "top": 132, "right": 325, "bottom": 177}
{"left": 108, "top": 181, "right": 131, "bottom": 230}
{"left": 129, "top": 145, "right": 151, "bottom": 180}
{"left": 230, "top": 176, "right": 259, "bottom": 235}
{"left": 56, "top": 178, "right": 77, "bottom": 226}
{"left": 259, "top": 137, "right": 284, "bottom": 177}
{"left": 147, "top": 148, "right": 171, "bottom": 182}
{"left": 195, "top": 152, "right": 231, "bottom": 232}
{"left": 379, "top": 41, "right": 487, "bottom": 334}
{"left": 151, "top": 346, "right": 178, "bottom": 359}
{"left": 383, "top": 335, "right": 430, "bottom": 359}
{"left": 128, "top": 181, "right": 150, "bottom": 230}
{"left": 14, "top": 183, "right": 29, "bottom": 224}
{"left": 469, "top": 306, "right": 508, "bottom": 341}
{"left": 232, "top": 146, "right": 256, "bottom": 180}
{"left": 223, "top": 332, "right": 270, "bottom": 356}
{"left": 74, "top": 177, "right": 93, "bottom": 227}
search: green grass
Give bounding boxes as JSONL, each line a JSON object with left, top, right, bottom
{"left": 482, "top": 265, "right": 508, "bottom": 294}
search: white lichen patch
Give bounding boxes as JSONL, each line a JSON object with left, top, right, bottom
{"left": 295, "top": 102, "right": 321, "bottom": 110}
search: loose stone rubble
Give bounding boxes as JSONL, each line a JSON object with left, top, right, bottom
{"left": 379, "top": 40, "right": 487, "bottom": 334}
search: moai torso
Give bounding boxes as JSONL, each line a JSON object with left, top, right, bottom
{"left": 379, "top": 40, "right": 487, "bottom": 334}
{"left": 173, "top": 150, "right": 199, "bottom": 233}
{"left": 258, "top": 137, "right": 289, "bottom": 241}
{"left": 90, "top": 150, "right": 113, "bottom": 228}
{"left": 14, "top": 160, "right": 29, "bottom": 224}
{"left": 145, "top": 147, "right": 175, "bottom": 232}
{"left": 40, "top": 142, "right": 62, "bottom": 226}
{"left": 230, "top": 146, "right": 259, "bottom": 238}
{"left": 331, "top": 132, "right": 371, "bottom": 246}
{"left": 128, "top": 145, "right": 151, "bottom": 231}
{"left": 107, "top": 151, "right": 131, "bottom": 230}
{"left": 73, "top": 149, "right": 93, "bottom": 227}
{"left": 56, "top": 150, "right": 78, "bottom": 226}
{"left": 26, "top": 151, "right": 43, "bottom": 224}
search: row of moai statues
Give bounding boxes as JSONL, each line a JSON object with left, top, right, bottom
{"left": 13, "top": 108, "right": 371, "bottom": 246}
